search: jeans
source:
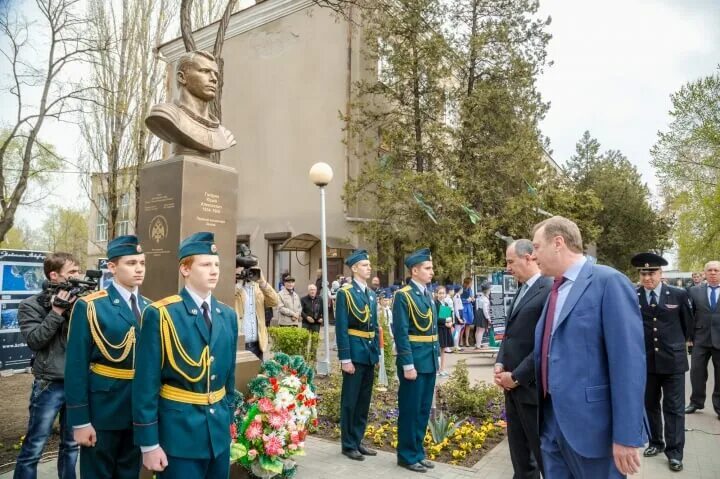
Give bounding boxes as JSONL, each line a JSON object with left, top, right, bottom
{"left": 13, "top": 379, "right": 78, "bottom": 479}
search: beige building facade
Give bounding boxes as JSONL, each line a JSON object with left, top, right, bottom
{"left": 155, "top": 0, "right": 370, "bottom": 292}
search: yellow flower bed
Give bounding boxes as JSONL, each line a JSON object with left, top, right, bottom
{"left": 365, "top": 420, "right": 500, "bottom": 465}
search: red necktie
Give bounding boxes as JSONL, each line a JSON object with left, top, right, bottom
{"left": 541, "top": 277, "right": 566, "bottom": 397}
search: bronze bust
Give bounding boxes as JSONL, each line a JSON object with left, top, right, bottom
{"left": 145, "top": 51, "right": 236, "bottom": 159}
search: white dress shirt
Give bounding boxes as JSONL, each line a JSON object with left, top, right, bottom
{"left": 552, "top": 256, "right": 587, "bottom": 333}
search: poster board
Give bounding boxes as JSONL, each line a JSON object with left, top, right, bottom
{"left": 0, "top": 249, "right": 47, "bottom": 371}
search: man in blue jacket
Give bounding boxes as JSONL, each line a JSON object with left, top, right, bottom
{"left": 392, "top": 248, "right": 439, "bottom": 473}
{"left": 335, "top": 249, "right": 380, "bottom": 461}
{"left": 65, "top": 235, "right": 150, "bottom": 478}
{"left": 532, "top": 216, "right": 647, "bottom": 478}
{"left": 132, "top": 232, "right": 237, "bottom": 479}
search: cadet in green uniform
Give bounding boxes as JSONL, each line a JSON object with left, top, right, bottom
{"left": 132, "top": 232, "right": 238, "bottom": 479}
{"left": 65, "top": 235, "right": 150, "bottom": 478}
{"left": 392, "top": 248, "right": 439, "bottom": 473}
{"left": 335, "top": 249, "right": 380, "bottom": 461}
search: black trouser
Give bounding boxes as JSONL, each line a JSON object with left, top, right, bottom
{"left": 689, "top": 344, "right": 720, "bottom": 414}
{"left": 340, "top": 362, "right": 374, "bottom": 451}
{"left": 245, "top": 341, "right": 262, "bottom": 361}
{"left": 79, "top": 428, "right": 139, "bottom": 479}
{"left": 645, "top": 372, "right": 685, "bottom": 460}
{"left": 302, "top": 323, "right": 321, "bottom": 334}
{"left": 505, "top": 391, "right": 543, "bottom": 479}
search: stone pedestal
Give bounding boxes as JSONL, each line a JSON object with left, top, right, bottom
{"left": 137, "top": 156, "right": 238, "bottom": 305}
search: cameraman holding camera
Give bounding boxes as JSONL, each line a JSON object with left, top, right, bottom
{"left": 234, "top": 246, "right": 279, "bottom": 360}
{"left": 15, "top": 253, "right": 81, "bottom": 479}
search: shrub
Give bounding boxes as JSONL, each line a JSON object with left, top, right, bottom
{"left": 268, "top": 327, "right": 319, "bottom": 364}
{"left": 315, "top": 373, "right": 342, "bottom": 423}
{"left": 436, "top": 360, "right": 504, "bottom": 422}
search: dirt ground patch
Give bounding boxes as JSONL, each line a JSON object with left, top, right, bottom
{"left": 0, "top": 373, "right": 62, "bottom": 474}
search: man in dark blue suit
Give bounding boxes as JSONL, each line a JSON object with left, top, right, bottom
{"left": 532, "top": 216, "right": 647, "bottom": 478}
{"left": 495, "top": 239, "right": 552, "bottom": 479}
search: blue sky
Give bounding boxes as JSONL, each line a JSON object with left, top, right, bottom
{"left": 2, "top": 0, "right": 719, "bottom": 231}
{"left": 537, "top": 0, "right": 720, "bottom": 194}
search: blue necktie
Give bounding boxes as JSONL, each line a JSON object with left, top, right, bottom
{"left": 649, "top": 290, "right": 657, "bottom": 308}
{"left": 711, "top": 286, "right": 718, "bottom": 311}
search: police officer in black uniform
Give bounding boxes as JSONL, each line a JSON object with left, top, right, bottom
{"left": 631, "top": 252, "right": 694, "bottom": 473}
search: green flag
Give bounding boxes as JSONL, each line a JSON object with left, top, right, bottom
{"left": 461, "top": 204, "right": 481, "bottom": 224}
{"left": 413, "top": 193, "right": 438, "bottom": 224}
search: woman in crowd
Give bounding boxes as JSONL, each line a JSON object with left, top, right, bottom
{"left": 474, "top": 282, "right": 491, "bottom": 349}
{"left": 452, "top": 286, "right": 465, "bottom": 351}
{"left": 460, "top": 277, "right": 475, "bottom": 347}
{"left": 435, "top": 286, "right": 453, "bottom": 376}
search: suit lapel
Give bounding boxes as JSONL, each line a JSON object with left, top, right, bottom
{"left": 108, "top": 284, "right": 137, "bottom": 328}
{"left": 509, "top": 279, "right": 544, "bottom": 322}
{"left": 352, "top": 280, "right": 368, "bottom": 310}
{"left": 209, "top": 296, "right": 226, "bottom": 350}
{"left": 638, "top": 287, "right": 648, "bottom": 309}
{"left": 555, "top": 261, "right": 593, "bottom": 330}
{"left": 181, "top": 288, "right": 210, "bottom": 344}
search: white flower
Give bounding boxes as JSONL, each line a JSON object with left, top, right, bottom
{"left": 281, "top": 375, "right": 302, "bottom": 390}
{"left": 274, "top": 390, "right": 295, "bottom": 409}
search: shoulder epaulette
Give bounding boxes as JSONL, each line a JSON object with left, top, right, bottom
{"left": 83, "top": 289, "right": 108, "bottom": 302}
{"left": 341, "top": 284, "right": 352, "bottom": 290}
{"left": 150, "top": 295, "right": 182, "bottom": 308}
{"left": 399, "top": 286, "right": 412, "bottom": 293}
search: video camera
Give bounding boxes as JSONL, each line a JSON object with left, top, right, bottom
{"left": 42, "top": 269, "right": 102, "bottom": 310}
{"left": 236, "top": 244, "right": 261, "bottom": 282}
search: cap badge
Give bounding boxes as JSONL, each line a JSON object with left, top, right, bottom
{"left": 210, "top": 244, "right": 217, "bottom": 253}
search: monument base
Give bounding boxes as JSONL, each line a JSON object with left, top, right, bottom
{"left": 137, "top": 156, "right": 238, "bottom": 305}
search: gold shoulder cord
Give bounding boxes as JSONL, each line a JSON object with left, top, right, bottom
{"left": 158, "top": 305, "right": 211, "bottom": 393}
{"left": 342, "top": 289, "right": 370, "bottom": 323}
{"left": 401, "top": 291, "right": 433, "bottom": 332}
{"left": 86, "top": 300, "right": 136, "bottom": 368}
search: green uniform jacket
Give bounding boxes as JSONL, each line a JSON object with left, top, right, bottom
{"left": 132, "top": 288, "right": 238, "bottom": 459}
{"left": 65, "top": 284, "right": 150, "bottom": 430}
{"left": 392, "top": 282, "right": 439, "bottom": 374}
{"left": 335, "top": 281, "right": 380, "bottom": 365}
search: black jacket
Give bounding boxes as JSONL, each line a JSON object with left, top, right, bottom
{"left": 301, "top": 294, "right": 322, "bottom": 326}
{"left": 638, "top": 284, "right": 693, "bottom": 374}
{"left": 688, "top": 284, "right": 720, "bottom": 349}
{"left": 496, "top": 276, "right": 552, "bottom": 404}
{"left": 18, "top": 292, "right": 69, "bottom": 381}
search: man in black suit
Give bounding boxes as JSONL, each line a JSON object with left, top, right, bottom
{"left": 686, "top": 260, "right": 720, "bottom": 419}
{"left": 495, "top": 239, "right": 552, "bottom": 479}
{"left": 631, "top": 252, "right": 693, "bottom": 472}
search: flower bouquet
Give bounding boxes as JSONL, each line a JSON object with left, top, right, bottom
{"left": 231, "top": 353, "right": 318, "bottom": 478}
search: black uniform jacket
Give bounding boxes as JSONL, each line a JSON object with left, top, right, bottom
{"left": 638, "top": 284, "right": 694, "bottom": 374}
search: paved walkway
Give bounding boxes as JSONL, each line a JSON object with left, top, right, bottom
{"left": 4, "top": 332, "right": 720, "bottom": 478}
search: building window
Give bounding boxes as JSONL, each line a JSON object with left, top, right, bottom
{"left": 96, "top": 195, "right": 108, "bottom": 242}
{"left": 116, "top": 193, "right": 131, "bottom": 236}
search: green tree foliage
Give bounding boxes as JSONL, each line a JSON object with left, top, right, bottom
{"left": 344, "top": 0, "right": 587, "bottom": 278}
{"left": 569, "top": 131, "right": 671, "bottom": 275}
{"left": 40, "top": 207, "right": 89, "bottom": 267}
{"left": 0, "top": 223, "right": 36, "bottom": 250}
{"left": 651, "top": 67, "right": 720, "bottom": 269}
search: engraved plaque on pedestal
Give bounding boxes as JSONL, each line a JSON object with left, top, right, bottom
{"left": 137, "top": 156, "right": 238, "bottom": 305}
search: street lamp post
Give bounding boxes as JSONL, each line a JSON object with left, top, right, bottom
{"left": 309, "top": 162, "right": 333, "bottom": 376}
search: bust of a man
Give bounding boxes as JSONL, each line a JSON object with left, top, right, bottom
{"left": 145, "top": 50, "right": 236, "bottom": 159}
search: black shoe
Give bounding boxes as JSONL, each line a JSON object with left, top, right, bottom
{"left": 398, "top": 461, "right": 427, "bottom": 473}
{"left": 643, "top": 446, "right": 665, "bottom": 457}
{"left": 684, "top": 404, "right": 702, "bottom": 414}
{"left": 358, "top": 444, "right": 377, "bottom": 456}
{"left": 669, "top": 459, "right": 683, "bottom": 472}
{"left": 419, "top": 459, "right": 434, "bottom": 469}
{"left": 342, "top": 449, "right": 365, "bottom": 461}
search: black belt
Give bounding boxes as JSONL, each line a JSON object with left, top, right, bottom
{"left": 245, "top": 340, "right": 259, "bottom": 346}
